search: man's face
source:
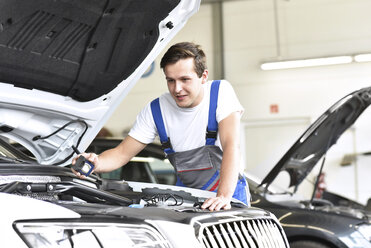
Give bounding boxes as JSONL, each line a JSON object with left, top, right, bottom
{"left": 164, "top": 58, "right": 208, "bottom": 108}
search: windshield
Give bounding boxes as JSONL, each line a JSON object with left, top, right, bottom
{"left": 0, "top": 145, "right": 16, "bottom": 159}
{"left": 0, "top": 137, "right": 35, "bottom": 163}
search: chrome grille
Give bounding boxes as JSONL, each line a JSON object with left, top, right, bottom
{"left": 199, "top": 218, "right": 287, "bottom": 248}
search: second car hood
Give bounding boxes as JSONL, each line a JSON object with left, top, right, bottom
{"left": 0, "top": 0, "right": 200, "bottom": 165}
{"left": 260, "top": 86, "right": 371, "bottom": 190}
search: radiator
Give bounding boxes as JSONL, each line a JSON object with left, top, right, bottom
{"left": 198, "top": 218, "right": 288, "bottom": 248}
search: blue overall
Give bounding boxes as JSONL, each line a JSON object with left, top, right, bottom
{"left": 151, "top": 80, "right": 250, "bottom": 205}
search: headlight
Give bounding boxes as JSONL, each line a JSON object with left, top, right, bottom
{"left": 14, "top": 222, "right": 171, "bottom": 248}
{"left": 356, "top": 224, "right": 371, "bottom": 242}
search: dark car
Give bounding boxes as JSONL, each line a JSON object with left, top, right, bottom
{"left": 0, "top": 1, "right": 289, "bottom": 247}
{"left": 86, "top": 137, "right": 176, "bottom": 185}
{"left": 249, "top": 177, "right": 370, "bottom": 248}
{"left": 90, "top": 86, "right": 371, "bottom": 248}
{"left": 252, "top": 86, "right": 371, "bottom": 248}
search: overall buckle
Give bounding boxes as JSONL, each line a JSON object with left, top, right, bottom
{"left": 206, "top": 129, "right": 217, "bottom": 139}
{"left": 161, "top": 138, "right": 173, "bottom": 150}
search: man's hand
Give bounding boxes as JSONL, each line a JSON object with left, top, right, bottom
{"left": 70, "top": 136, "right": 147, "bottom": 179}
{"left": 71, "top": 153, "right": 99, "bottom": 179}
{"left": 201, "top": 196, "right": 231, "bottom": 211}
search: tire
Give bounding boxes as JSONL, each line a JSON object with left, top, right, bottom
{"left": 290, "top": 240, "right": 331, "bottom": 248}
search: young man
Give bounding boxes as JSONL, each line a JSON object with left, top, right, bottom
{"left": 72, "top": 42, "right": 250, "bottom": 211}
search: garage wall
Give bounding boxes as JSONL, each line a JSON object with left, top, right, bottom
{"left": 222, "top": 0, "right": 371, "bottom": 204}
{"left": 224, "top": 0, "right": 371, "bottom": 119}
{"left": 105, "top": 0, "right": 371, "bottom": 204}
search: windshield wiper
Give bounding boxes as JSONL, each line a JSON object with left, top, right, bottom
{"left": 0, "top": 181, "right": 132, "bottom": 206}
{"left": 0, "top": 155, "right": 31, "bottom": 164}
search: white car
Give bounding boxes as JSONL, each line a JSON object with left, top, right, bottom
{"left": 0, "top": 0, "right": 289, "bottom": 247}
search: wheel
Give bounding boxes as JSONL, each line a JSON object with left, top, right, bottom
{"left": 290, "top": 240, "right": 332, "bottom": 248}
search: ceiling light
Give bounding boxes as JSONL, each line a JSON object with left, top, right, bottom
{"left": 354, "top": 54, "right": 371, "bottom": 62}
{"left": 261, "top": 56, "right": 353, "bottom": 70}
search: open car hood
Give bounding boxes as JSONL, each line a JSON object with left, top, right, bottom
{"left": 259, "top": 86, "right": 371, "bottom": 190}
{"left": 0, "top": 0, "right": 200, "bottom": 165}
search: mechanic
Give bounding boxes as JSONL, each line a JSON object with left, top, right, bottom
{"left": 72, "top": 42, "right": 250, "bottom": 211}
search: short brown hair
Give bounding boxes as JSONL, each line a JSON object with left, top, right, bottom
{"left": 160, "top": 42, "right": 207, "bottom": 77}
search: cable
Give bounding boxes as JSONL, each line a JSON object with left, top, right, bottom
{"left": 142, "top": 193, "right": 184, "bottom": 207}
{"left": 32, "top": 120, "right": 88, "bottom": 165}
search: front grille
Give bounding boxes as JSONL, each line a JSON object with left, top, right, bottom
{"left": 199, "top": 218, "right": 287, "bottom": 248}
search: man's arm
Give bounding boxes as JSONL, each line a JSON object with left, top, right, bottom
{"left": 201, "top": 111, "right": 241, "bottom": 211}
{"left": 72, "top": 136, "right": 146, "bottom": 177}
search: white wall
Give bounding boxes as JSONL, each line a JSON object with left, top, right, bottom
{"left": 105, "top": 0, "right": 371, "bottom": 204}
{"left": 223, "top": 0, "right": 371, "bottom": 120}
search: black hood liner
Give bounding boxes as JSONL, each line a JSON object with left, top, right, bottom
{"left": 260, "top": 86, "right": 371, "bottom": 190}
{"left": 0, "top": 0, "right": 179, "bottom": 101}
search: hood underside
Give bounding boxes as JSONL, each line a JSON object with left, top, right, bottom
{"left": 260, "top": 86, "right": 371, "bottom": 190}
{"left": 0, "top": 0, "right": 179, "bottom": 102}
{"left": 0, "top": 0, "right": 200, "bottom": 165}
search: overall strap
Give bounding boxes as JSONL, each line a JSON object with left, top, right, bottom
{"left": 206, "top": 80, "right": 221, "bottom": 145}
{"left": 150, "top": 98, "right": 175, "bottom": 154}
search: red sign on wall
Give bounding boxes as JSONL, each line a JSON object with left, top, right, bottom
{"left": 270, "top": 104, "right": 279, "bottom": 114}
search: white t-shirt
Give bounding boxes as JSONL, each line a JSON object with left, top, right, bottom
{"left": 128, "top": 80, "right": 244, "bottom": 152}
